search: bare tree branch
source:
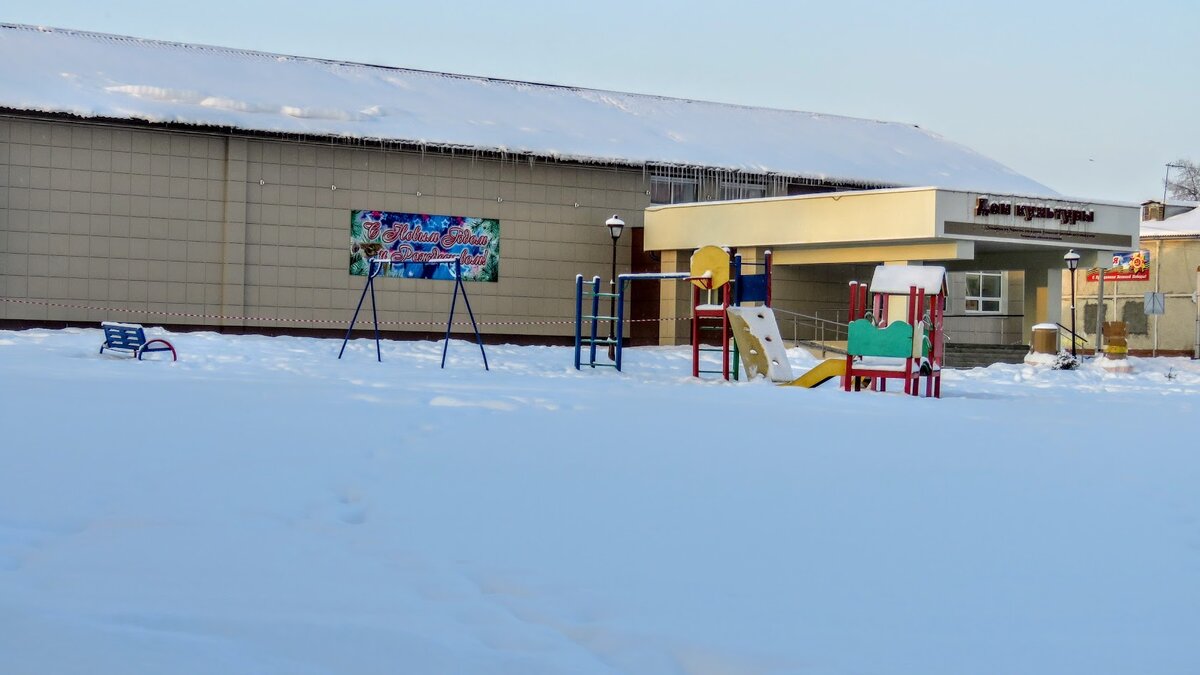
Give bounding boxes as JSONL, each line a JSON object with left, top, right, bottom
{"left": 1166, "top": 159, "right": 1200, "bottom": 202}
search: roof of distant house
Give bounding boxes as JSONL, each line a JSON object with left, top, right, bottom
{"left": 0, "top": 23, "right": 1056, "bottom": 196}
{"left": 1142, "top": 205, "right": 1200, "bottom": 238}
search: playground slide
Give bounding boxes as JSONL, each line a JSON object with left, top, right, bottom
{"left": 727, "top": 307, "right": 846, "bottom": 388}
{"left": 727, "top": 306, "right": 794, "bottom": 382}
{"left": 784, "top": 358, "right": 846, "bottom": 388}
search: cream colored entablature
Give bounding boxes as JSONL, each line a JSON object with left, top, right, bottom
{"left": 644, "top": 187, "right": 942, "bottom": 255}
{"left": 643, "top": 187, "right": 1141, "bottom": 266}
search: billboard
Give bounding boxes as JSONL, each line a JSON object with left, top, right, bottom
{"left": 1086, "top": 249, "right": 1151, "bottom": 282}
{"left": 350, "top": 210, "right": 499, "bottom": 282}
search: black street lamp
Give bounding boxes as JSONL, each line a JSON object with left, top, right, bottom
{"left": 605, "top": 214, "right": 624, "bottom": 360}
{"left": 1064, "top": 249, "right": 1080, "bottom": 357}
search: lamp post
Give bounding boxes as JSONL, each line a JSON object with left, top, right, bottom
{"left": 605, "top": 214, "right": 624, "bottom": 360}
{"left": 1064, "top": 249, "right": 1080, "bottom": 357}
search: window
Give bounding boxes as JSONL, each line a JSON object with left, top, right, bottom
{"left": 720, "top": 182, "right": 766, "bottom": 201}
{"left": 650, "top": 176, "right": 698, "bottom": 205}
{"left": 964, "top": 271, "right": 1004, "bottom": 313}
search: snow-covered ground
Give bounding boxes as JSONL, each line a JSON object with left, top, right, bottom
{"left": 1, "top": 327, "right": 1197, "bottom": 674}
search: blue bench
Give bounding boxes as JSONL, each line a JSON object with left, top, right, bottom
{"left": 99, "top": 322, "right": 177, "bottom": 361}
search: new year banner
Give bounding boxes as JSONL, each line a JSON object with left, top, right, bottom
{"left": 349, "top": 210, "right": 499, "bottom": 282}
{"left": 1086, "top": 249, "right": 1151, "bottom": 282}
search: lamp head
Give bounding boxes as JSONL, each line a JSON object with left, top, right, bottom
{"left": 1064, "top": 249, "right": 1080, "bottom": 271}
{"left": 606, "top": 214, "right": 625, "bottom": 240}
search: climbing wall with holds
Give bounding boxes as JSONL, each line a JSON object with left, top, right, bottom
{"left": 727, "top": 306, "right": 794, "bottom": 382}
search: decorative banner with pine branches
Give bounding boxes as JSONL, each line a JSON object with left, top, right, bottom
{"left": 350, "top": 210, "right": 500, "bottom": 282}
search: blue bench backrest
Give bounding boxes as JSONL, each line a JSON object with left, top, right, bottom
{"left": 102, "top": 323, "right": 147, "bottom": 351}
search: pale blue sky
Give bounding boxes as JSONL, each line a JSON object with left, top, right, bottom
{"left": 7, "top": 0, "right": 1196, "bottom": 202}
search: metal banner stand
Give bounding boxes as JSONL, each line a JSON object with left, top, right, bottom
{"left": 436, "top": 257, "right": 489, "bottom": 370}
{"left": 338, "top": 257, "right": 488, "bottom": 370}
{"left": 338, "top": 257, "right": 386, "bottom": 361}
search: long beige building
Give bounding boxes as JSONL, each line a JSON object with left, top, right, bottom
{"left": 0, "top": 24, "right": 1144, "bottom": 354}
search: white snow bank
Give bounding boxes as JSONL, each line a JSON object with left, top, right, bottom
{"left": 1, "top": 328, "right": 1198, "bottom": 674}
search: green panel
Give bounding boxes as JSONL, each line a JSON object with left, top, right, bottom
{"left": 847, "top": 319, "right": 915, "bottom": 358}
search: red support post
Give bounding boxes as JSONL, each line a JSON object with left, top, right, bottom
{"left": 903, "top": 285, "right": 916, "bottom": 395}
{"left": 691, "top": 285, "right": 700, "bottom": 378}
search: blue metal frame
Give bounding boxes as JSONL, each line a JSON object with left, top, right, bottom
{"left": 339, "top": 257, "right": 488, "bottom": 370}
{"left": 615, "top": 279, "right": 626, "bottom": 371}
{"left": 573, "top": 275, "right": 586, "bottom": 369}
{"left": 613, "top": 272, "right": 690, "bottom": 372}
{"left": 574, "top": 271, "right": 694, "bottom": 372}
{"left": 573, "top": 275, "right": 619, "bottom": 370}
{"left": 572, "top": 255, "right": 772, "bottom": 376}
{"left": 726, "top": 252, "right": 772, "bottom": 380}
{"left": 440, "top": 258, "right": 489, "bottom": 371}
{"left": 338, "top": 258, "right": 386, "bottom": 361}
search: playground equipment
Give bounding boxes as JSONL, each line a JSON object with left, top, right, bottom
{"left": 574, "top": 272, "right": 690, "bottom": 370}
{"left": 725, "top": 306, "right": 848, "bottom": 388}
{"left": 573, "top": 247, "right": 773, "bottom": 378}
{"left": 841, "top": 265, "right": 945, "bottom": 398}
{"left": 726, "top": 305, "right": 792, "bottom": 382}
{"left": 339, "top": 257, "right": 489, "bottom": 370}
{"left": 789, "top": 358, "right": 847, "bottom": 388}
{"left": 691, "top": 247, "right": 774, "bottom": 380}
{"left": 573, "top": 275, "right": 618, "bottom": 370}
{"left": 690, "top": 245, "right": 733, "bottom": 379}
{"left": 726, "top": 265, "right": 944, "bottom": 394}
{"left": 572, "top": 254, "right": 944, "bottom": 396}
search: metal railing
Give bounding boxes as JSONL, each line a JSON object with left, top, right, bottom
{"left": 772, "top": 307, "right": 850, "bottom": 356}
{"left": 941, "top": 314, "right": 1025, "bottom": 346}
{"left": 1056, "top": 322, "right": 1090, "bottom": 351}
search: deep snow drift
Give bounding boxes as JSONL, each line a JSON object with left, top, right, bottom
{"left": 1, "top": 328, "right": 1197, "bottom": 674}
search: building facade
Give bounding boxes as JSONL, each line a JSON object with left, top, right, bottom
{"left": 0, "top": 24, "right": 1140, "bottom": 353}
{"left": 644, "top": 189, "right": 1139, "bottom": 347}
{"left": 1, "top": 115, "right": 655, "bottom": 339}
{"left": 1061, "top": 202, "right": 1200, "bottom": 357}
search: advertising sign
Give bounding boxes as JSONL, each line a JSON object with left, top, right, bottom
{"left": 350, "top": 210, "right": 499, "bottom": 282}
{"left": 1086, "top": 250, "right": 1151, "bottom": 282}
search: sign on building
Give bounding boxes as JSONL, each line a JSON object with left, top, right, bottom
{"left": 1087, "top": 249, "right": 1151, "bottom": 282}
{"left": 1144, "top": 292, "right": 1165, "bottom": 315}
{"left": 350, "top": 210, "right": 500, "bottom": 282}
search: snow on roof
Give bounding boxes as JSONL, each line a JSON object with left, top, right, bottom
{"left": 1141, "top": 207, "right": 1200, "bottom": 238}
{"left": 0, "top": 24, "right": 1057, "bottom": 196}
{"left": 870, "top": 265, "right": 947, "bottom": 295}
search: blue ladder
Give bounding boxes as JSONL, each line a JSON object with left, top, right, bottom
{"left": 573, "top": 275, "right": 619, "bottom": 369}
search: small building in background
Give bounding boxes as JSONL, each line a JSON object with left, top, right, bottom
{"left": 1062, "top": 200, "right": 1199, "bottom": 357}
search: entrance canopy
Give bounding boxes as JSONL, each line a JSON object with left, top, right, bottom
{"left": 643, "top": 187, "right": 1141, "bottom": 270}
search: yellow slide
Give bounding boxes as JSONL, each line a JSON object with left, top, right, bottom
{"left": 784, "top": 358, "right": 846, "bottom": 388}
